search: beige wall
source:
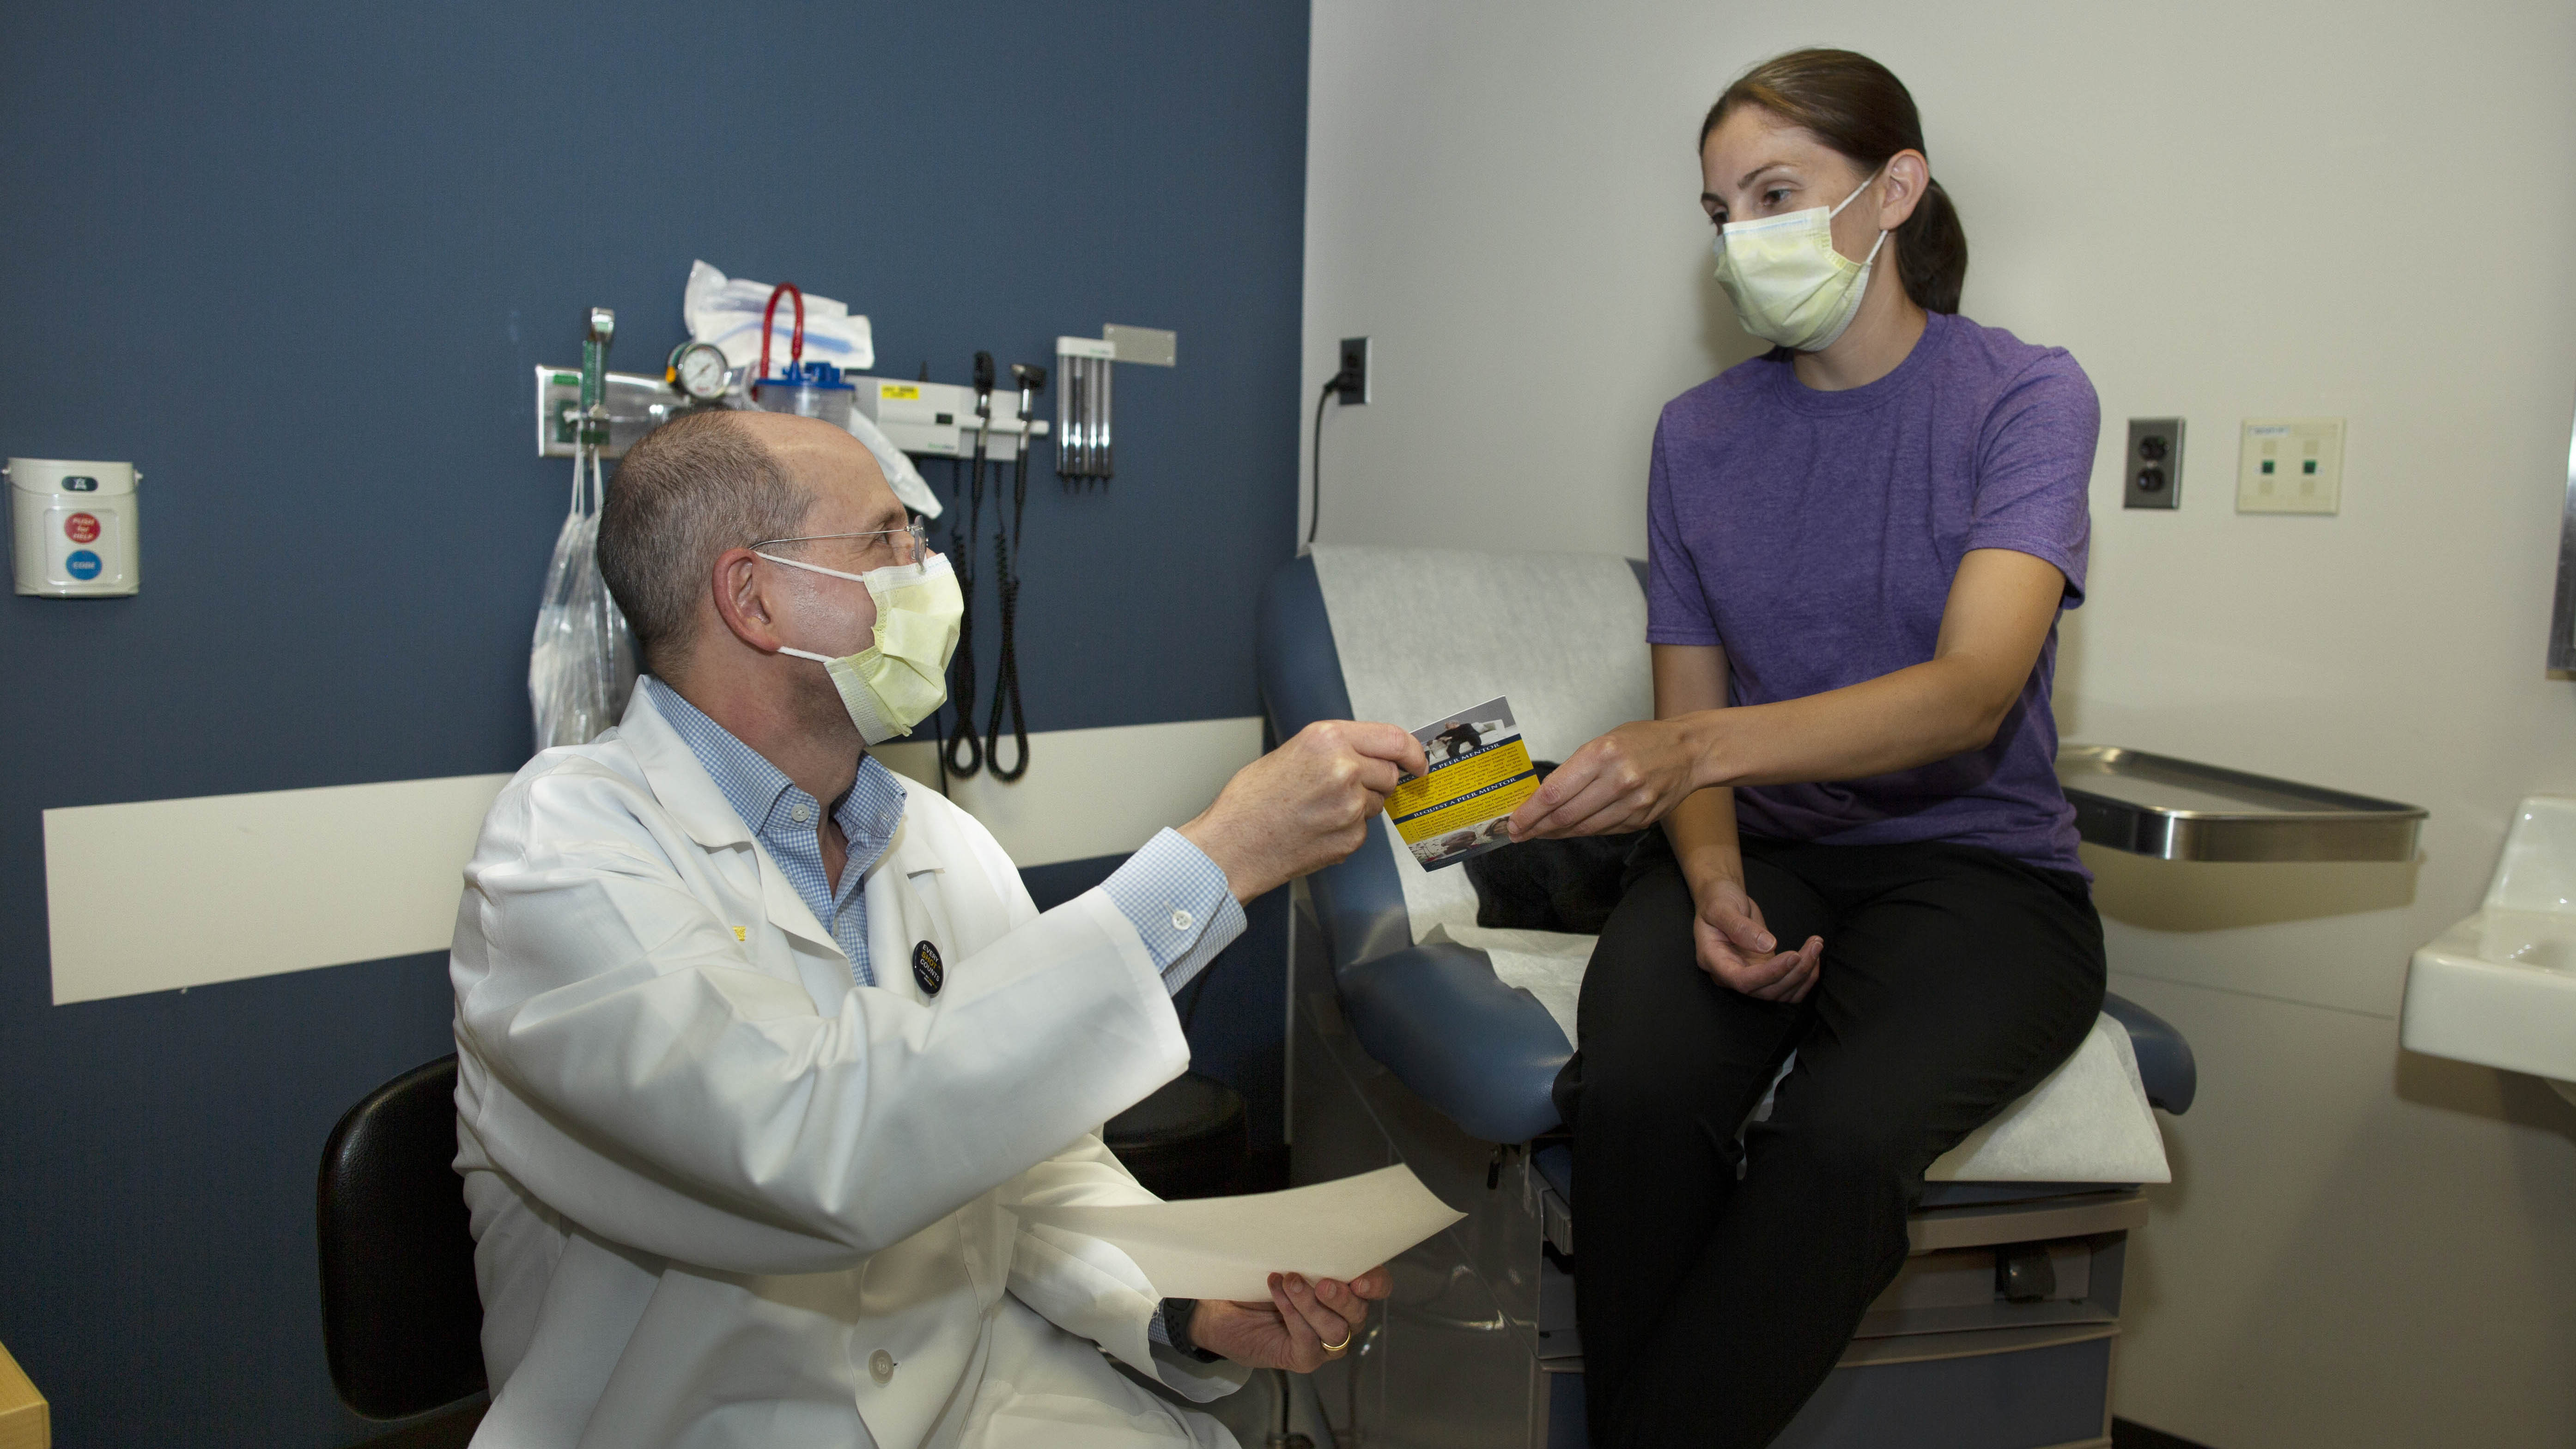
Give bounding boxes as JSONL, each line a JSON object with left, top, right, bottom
{"left": 1303, "top": 2, "right": 2576, "bottom": 1444}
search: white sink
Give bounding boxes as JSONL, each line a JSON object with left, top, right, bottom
{"left": 2402, "top": 796, "right": 2576, "bottom": 1106}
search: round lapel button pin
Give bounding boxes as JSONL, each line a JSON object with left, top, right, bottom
{"left": 911, "top": 940, "right": 944, "bottom": 997}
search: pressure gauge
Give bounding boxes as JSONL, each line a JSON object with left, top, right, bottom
{"left": 667, "top": 341, "right": 732, "bottom": 402}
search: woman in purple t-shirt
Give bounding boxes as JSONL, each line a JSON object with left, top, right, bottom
{"left": 1503, "top": 49, "right": 2107, "bottom": 1449}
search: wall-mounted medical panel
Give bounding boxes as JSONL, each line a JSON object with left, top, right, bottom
{"left": 852, "top": 378, "right": 1046, "bottom": 462}
{"left": 534, "top": 366, "right": 703, "bottom": 459}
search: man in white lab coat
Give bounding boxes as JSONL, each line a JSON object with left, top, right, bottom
{"left": 450, "top": 409, "right": 1422, "bottom": 1449}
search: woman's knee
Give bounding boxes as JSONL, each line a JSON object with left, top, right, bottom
{"left": 1573, "top": 1046, "right": 1732, "bottom": 1131}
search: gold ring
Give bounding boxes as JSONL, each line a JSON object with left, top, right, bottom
{"left": 1320, "top": 1331, "right": 1353, "bottom": 1354}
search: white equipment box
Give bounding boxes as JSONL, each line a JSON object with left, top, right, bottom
{"left": 10, "top": 457, "right": 140, "bottom": 597}
{"left": 853, "top": 377, "right": 1046, "bottom": 461}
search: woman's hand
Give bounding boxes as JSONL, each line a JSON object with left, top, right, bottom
{"left": 1189, "top": 1268, "right": 1391, "bottom": 1372}
{"left": 1507, "top": 718, "right": 1707, "bottom": 840}
{"left": 1691, "top": 874, "right": 1821, "bottom": 1002}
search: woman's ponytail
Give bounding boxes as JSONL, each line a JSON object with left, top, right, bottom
{"left": 1701, "top": 49, "right": 1969, "bottom": 315}
{"left": 1895, "top": 177, "right": 1967, "bottom": 315}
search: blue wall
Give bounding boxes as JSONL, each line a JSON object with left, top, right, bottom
{"left": 0, "top": 4, "right": 1309, "bottom": 1444}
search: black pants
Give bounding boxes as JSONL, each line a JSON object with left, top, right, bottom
{"left": 1561, "top": 830, "right": 2105, "bottom": 1448}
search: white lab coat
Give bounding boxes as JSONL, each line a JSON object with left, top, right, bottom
{"left": 450, "top": 686, "right": 1249, "bottom": 1448}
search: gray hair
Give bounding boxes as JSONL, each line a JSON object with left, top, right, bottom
{"left": 598, "top": 409, "right": 814, "bottom": 678}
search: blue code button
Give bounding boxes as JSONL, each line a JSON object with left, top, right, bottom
{"left": 65, "top": 549, "right": 103, "bottom": 580}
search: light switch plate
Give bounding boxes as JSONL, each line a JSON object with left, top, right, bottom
{"left": 2237, "top": 417, "right": 2344, "bottom": 514}
{"left": 2125, "top": 417, "right": 2185, "bottom": 509}
{"left": 1103, "top": 324, "right": 1177, "bottom": 367}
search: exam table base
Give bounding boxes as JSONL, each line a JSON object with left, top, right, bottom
{"left": 1290, "top": 919, "right": 2132, "bottom": 1449}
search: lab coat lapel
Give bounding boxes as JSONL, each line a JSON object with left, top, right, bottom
{"left": 618, "top": 682, "right": 842, "bottom": 958}
{"left": 866, "top": 809, "right": 953, "bottom": 1008}
{"left": 752, "top": 845, "right": 843, "bottom": 958}
{"left": 618, "top": 684, "right": 753, "bottom": 850}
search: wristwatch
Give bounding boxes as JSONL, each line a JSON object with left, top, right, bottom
{"left": 1159, "top": 1297, "right": 1224, "bottom": 1363}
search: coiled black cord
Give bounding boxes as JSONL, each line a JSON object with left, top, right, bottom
{"left": 1307, "top": 376, "right": 1337, "bottom": 545}
{"left": 942, "top": 441, "right": 987, "bottom": 779}
{"left": 984, "top": 436, "right": 1032, "bottom": 780}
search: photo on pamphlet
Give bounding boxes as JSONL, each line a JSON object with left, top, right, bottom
{"left": 1383, "top": 695, "right": 1541, "bottom": 870}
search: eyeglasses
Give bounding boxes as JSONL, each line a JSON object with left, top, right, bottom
{"left": 753, "top": 519, "right": 931, "bottom": 572}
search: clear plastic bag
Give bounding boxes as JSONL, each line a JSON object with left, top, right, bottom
{"left": 529, "top": 447, "right": 637, "bottom": 751}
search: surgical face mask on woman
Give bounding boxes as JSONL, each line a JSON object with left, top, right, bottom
{"left": 1710, "top": 164, "right": 1888, "bottom": 353}
{"left": 757, "top": 538, "right": 963, "bottom": 745}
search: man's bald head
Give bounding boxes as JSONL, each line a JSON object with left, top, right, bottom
{"left": 600, "top": 409, "right": 889, "bottom": 679}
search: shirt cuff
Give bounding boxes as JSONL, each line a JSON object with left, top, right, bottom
{"left": 1101, "top": 828, "right": 1247, "bottom": 996}
{"left": 1154, "top": 1297, "right": 1223, "bottom": 1361}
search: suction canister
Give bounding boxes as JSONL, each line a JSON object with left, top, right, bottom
{"left": 758, "top": 359, "right": 856, "bottom": 431}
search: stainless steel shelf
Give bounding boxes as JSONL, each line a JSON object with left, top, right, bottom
{"left": 2057, "top": 745, "right": 2426, "bottom": 863}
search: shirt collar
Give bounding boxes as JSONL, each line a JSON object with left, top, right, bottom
{"left": 646, "top": 677, "right": 796, "bottom": 836}
{"left": 643, "top": 677, "right": 907, "bottom": 878}
{"left": 833, "top": 752, "right": 909, "bottom": 883}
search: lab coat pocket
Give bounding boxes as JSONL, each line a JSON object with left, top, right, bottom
{"left": 971, "top": 1393, "right": 1208, "bottom": 1448}
{"left": 956, "top": 1297, "right": 1228, "bottom": 1448}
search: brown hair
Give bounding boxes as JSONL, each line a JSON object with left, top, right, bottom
{"left": 598, "top": 409, "right": 814, "bottom": 678}
{"left": 1701, "top": 49, "right": 1968, "bottom": 315}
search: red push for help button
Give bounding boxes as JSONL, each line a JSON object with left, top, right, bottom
{"left": 64, "top": 512, "right": 100, "bottom": 544}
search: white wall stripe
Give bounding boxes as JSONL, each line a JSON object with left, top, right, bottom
{"left": 44, "top": 773, "right": 515, "bottom": 1005}
{"left": 40, "top": 717, "right": 1265, "bottom": 1004}
{"left": 874, "top": 716, "right": 1264, "bottom": 869}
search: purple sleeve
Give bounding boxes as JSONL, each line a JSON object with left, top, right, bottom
{"left": 1643, "top": 417, "right": 1721, "bottom": 646}
{"left": 1966, "top": 352, "right": 2099, "bottom": 607}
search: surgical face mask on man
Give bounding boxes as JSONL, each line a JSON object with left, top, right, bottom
{"left": 757, "top": 542, "right": 963, "bottom": 746}
{"left": 1710, "top": 164, "right": 1889, "bottom": 353}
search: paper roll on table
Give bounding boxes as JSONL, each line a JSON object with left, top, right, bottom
{"left": 1013, "top": 1166, "right": 1466, "bottom": 1302}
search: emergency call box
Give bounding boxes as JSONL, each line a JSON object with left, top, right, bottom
{"left": 9, "top": 457, "right": 140, "bottom": 597}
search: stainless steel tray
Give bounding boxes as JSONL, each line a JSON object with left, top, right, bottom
{"left": 2056, "top": 745, "right": 2425, "bottom": 862}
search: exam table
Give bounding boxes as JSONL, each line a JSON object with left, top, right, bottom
{"left": 1258, "top": 546, "right": 2199, "bottom": 1449}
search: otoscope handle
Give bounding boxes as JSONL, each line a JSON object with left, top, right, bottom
{"left": 1010, "top": 362, "right": 1048, "bottom": 422}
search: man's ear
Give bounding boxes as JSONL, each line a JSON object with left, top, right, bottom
{"left": 709, "top": 548, "right": 787, "bottom": 654}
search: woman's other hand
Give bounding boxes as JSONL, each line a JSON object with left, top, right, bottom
{"left": 1692, "top": 874, "right": 1821, "bottom": 1001}
{"left": 1507, "top": 718, "right": 1706, "bottom": 840}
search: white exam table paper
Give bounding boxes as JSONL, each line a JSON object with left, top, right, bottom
{"left": 1011, "top": 1166, "right": 1465, "bottom": 1302}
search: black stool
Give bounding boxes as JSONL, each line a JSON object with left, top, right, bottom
{"left": 1103, "top": 1070, "right": 1250, "bottom": 1200}
{"left": 316, "top": 1055, "right": 485, "bottom": 1422}
{"left": 1106, "top": 1072, "right": 1314, "bottom": 1448}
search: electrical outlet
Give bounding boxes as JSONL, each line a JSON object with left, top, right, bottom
{"left": 1338, "top": 337, "right": 1371, "bottom": 405}
{"left": 2237, "top": 418, "right": 2344, "bottom": 515}
{"left": 2124, "top": 417, "right": 2185, "bottom": 510}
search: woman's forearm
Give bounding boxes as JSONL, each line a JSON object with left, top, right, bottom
{"left": 1653, "top": 643, "right": 1743, "bottom": 889}
{"left": 1679, "top": 655, "right": 2010, "bottom": 791}
{"left": 1673, "top": 548, "right": 2068, "bottom": 792}
{"left": 1662, "top": 787, "right": 1744, "bottom": 892}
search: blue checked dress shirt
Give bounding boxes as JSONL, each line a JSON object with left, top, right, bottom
{"left": 644, "top": 678, "right": 1244, "bottom": 994}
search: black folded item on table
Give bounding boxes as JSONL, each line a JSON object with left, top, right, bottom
{"left": 1463, "top": 761, "right": 1645, "bottom": 935}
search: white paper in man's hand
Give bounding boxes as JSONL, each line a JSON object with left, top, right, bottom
{"left": 1011, "top": 1166, "right": 1465, "bottom": 1302}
